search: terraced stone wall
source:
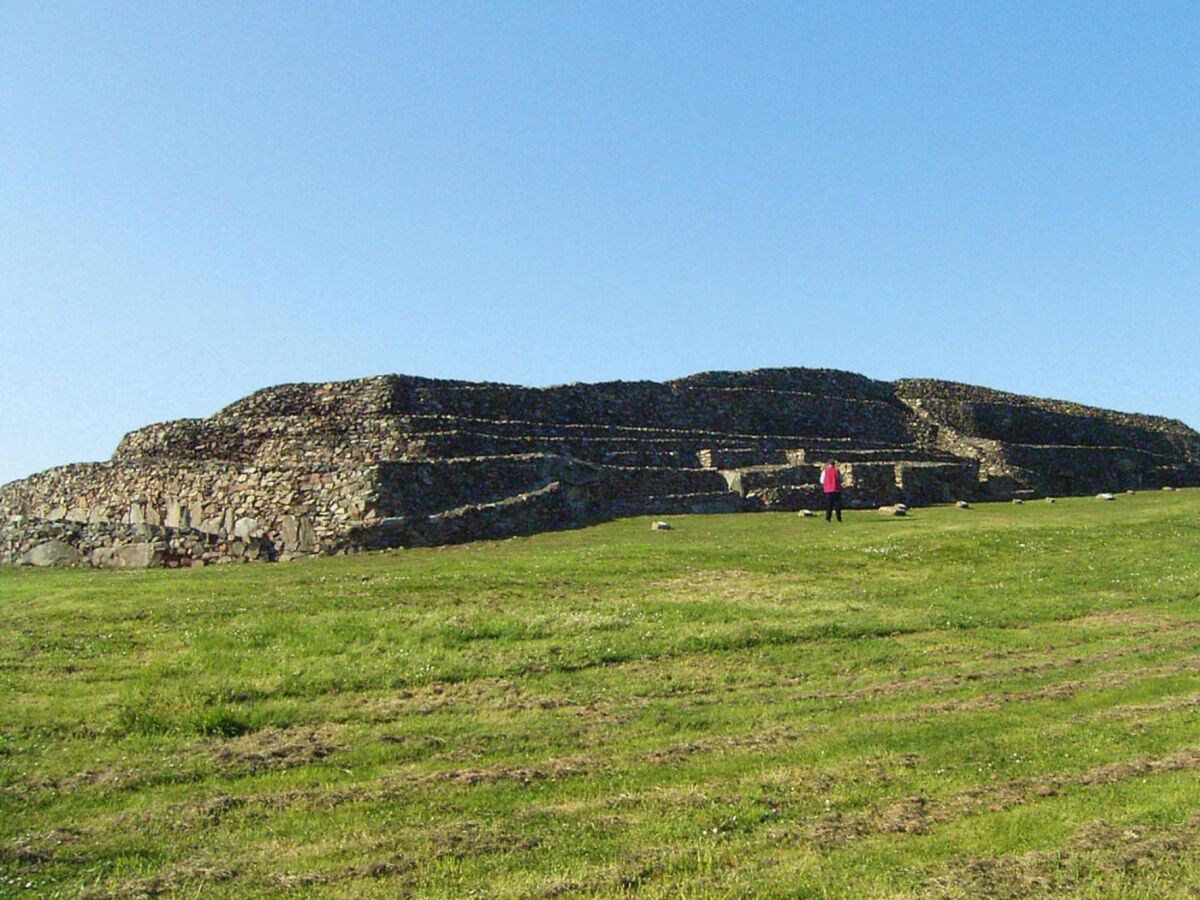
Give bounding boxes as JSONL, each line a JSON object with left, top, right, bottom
{"left": 897, "top": 380, "right": 1200, "bottom": 459}
{"left": 4, "top": 368, "right": 1199, "bottom": 565}
{"left": 896, "top": 379, "right": 1200, "bottom": 490}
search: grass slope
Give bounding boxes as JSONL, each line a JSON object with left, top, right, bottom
{"left": 2, "top": 492, "right": 1200, "bottom": 897}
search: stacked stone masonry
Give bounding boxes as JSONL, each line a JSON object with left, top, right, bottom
{"left": 3, "top": 368, "right": 1199, "bottom": 566}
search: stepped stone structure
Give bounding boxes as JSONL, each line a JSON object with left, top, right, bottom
{"left": 2, "top": 368, "right": 1198, "bottom": 567}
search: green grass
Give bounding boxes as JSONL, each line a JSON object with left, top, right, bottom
{"left": 3, "top": 490, "right": 1200, "bottom": 897}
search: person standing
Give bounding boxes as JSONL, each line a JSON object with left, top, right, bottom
{"left": 820, "top": 460, "right": 843, "bottom": 522}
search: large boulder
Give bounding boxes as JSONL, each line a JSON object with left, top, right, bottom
{"left": 21, "top": 540, "right": 82, "bottom": 567}
{"left": 280, "top": 515, "right": 317, "bottom": 552}
{"left": 112, "top": 542, "right": 166, "bottom": 569}
{"left": 165, "top": 500, "right": 190, "bottom": 529}
{"left": 233, "top": 517, "right": 260, "bottom": 539}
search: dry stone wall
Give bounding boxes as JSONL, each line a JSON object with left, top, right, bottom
{"left": 3, "top": 368, "right": 1199, "bottom": 565}
{"left": 0, "top": 459, "right": 372, "bottom": 557}
{"left": 0, "top": 517, "right": 273, "bottom": 568}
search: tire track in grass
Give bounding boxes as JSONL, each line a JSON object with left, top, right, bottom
{"left": 334, "top": 609, "right": 1198, "bottom": 721}
{"left": 11, "top": 642, "right": 1197, "bottom": 810}
{"left": 345, "top": 623, "right": 1200, "bottom": 728}
{"left": 785, "top": 638, "right": 1200, "bottom": 708}
{"left": 781, "top": 746, "right": 1200, "bottom": 847}
{"left": 863, "top": 655, "right": 1200, "bottom": 723}
{"left": 1079, "top": 689, "right": 1200, "bottom": 722}
{"left": 928, "top": 814, "right": 1200, "bottom": 898}
{"left": 892, "top": 607, "right": 1196, "bottom": 663}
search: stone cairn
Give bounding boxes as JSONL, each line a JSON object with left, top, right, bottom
{"left": 2, "top": 368, "right": 1198, "bottom": 567}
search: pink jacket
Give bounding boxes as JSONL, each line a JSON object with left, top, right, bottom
{"left": 821, "top": 466, "right": 842, "bottom": 493}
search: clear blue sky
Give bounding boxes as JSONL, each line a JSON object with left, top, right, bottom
{"left": 2, "top": 2, "right": 1197, "bottom": 486}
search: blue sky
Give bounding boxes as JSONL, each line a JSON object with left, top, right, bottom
{"left": 2, "top": 2, "right": 1197, "bottom": 486}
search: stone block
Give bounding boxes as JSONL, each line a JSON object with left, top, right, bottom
{"left": 22, "top": 540, "right": 82, "bottom": 567}
{"left": 113, "top": 543, "right": 165, "bottom": 568}
{"left": 233, "top": 517, "right": 259, "bottom": 539}
{"left": 165, "top": 500, "right": 189, "bottom": 529}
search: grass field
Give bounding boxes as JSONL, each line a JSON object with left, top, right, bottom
{"left": 3, "top": 491, "right": 1200, "bottom": 897}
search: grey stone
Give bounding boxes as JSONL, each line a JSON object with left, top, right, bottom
{"left": 65, "top": 507, "right": 89, "bottom": 523}
{"left": 165, "top": 500, "right": 189, "bottom": 529}
{"left": 113, "top": 543, "right": 165, "bottom": 569}
{"left": 280, "top": 515, "right": 316, "bottom": 552}
{"left": 294, "top": 516, "right": 316, "bottom": 552}
{"left": 22, "top": 540, "right": 82, "bottom": 567}
{"left": 233, "top": 517, "right": 259, "bottom": 539}
{"left": 91, "top": 547, "right": 116, "bottom": 567}
{"left": 280, "top": 515, "right": 299, "bottom": 549}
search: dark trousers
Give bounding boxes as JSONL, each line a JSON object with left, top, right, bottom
{"left": 824, "top": 491, "right": 842, "bottom": 522}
